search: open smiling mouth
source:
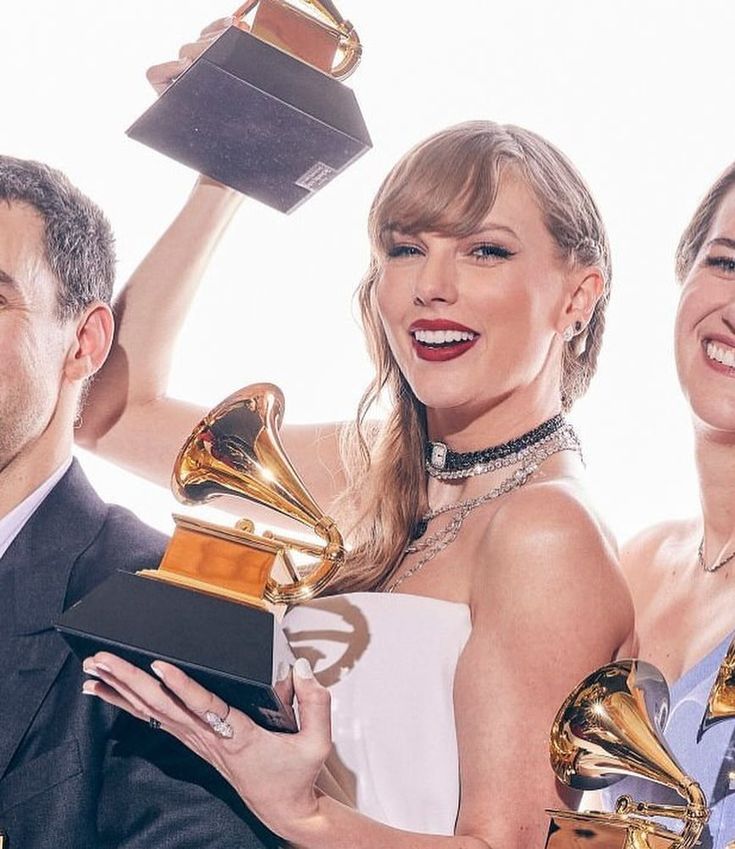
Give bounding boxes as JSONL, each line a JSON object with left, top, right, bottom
{"left": 411, "top": 328, "right": 479, "bottom": 361}
{"left": 704, "top": 339, "right": 735, "bottom": 373}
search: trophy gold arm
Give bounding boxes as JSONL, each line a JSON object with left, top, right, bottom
{"left": 545, "top": 660, "right": 709, "bottom": 849}
{"left": 700, "top": 635, "right": 735, "bottom": 737}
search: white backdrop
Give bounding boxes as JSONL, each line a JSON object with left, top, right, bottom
{"left": 3, "top": 1, "right": 731, "bottom": 541}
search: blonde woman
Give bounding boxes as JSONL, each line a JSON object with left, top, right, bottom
{"left": 77, "top": 49, "right": 634, "bottom": 847}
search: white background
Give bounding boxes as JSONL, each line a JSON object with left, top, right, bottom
{"left": 3, "top": 1, "right": 732, "bottom": 542}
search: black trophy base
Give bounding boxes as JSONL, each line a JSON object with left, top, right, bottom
{"left": 127, "top": 26, "right": 371, "bottom": 212}
{"left": 56, "top": 570, "right": 297, "bottom": 732}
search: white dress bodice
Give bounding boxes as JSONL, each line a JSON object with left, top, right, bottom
{"left": 282, "top": 592, "right": 472, "bottom": 835}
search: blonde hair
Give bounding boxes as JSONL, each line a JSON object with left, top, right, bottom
{"left": 329, "top": 121, "right": 610, "bottom": 593}
{"left": 676, "top": 160, "right": 735, "bottom": 282}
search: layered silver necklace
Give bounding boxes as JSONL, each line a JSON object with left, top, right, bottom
{"left": 384, "top": 423, "right": 581, "bottom": 593}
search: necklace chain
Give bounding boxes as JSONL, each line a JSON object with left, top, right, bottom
{"left": 384, "top": 426, "right": 580, "bottom": 593}
{"left": 698, "top": 537, "right": 735, "bottom": 573}
{"left": 425, "top": 413, "right": 565, "bottom": 480}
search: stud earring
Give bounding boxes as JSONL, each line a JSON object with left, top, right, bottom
{"left": 562, "top": 325, "right": 574, "bottom": 342}
{"left": 574, "top": 320, "right": 583, "bottom": 333}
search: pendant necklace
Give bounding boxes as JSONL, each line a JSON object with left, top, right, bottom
{"left": 384, "top": 425, "right": 580, "bottom": 593}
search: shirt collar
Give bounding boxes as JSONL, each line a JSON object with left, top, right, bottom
{"left": 0, "top": 457, "right": 73, "bottom": 560}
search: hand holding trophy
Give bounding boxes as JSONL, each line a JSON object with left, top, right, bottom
{"left": 545, "top": 660, "right": 709, "bottom": 849}
{"left": 127, "top": 0, "right": 371, "bottom": 211}
{"left": 58, "top": 384, "right": 344, "bottom": 732}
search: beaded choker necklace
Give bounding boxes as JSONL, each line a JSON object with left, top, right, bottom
{"left": 425, "top": 413, "right": 566, "bottom": 480}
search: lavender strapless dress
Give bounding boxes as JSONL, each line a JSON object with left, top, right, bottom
{"left": 599, "top": 633, "right": 735, "bottom": 849}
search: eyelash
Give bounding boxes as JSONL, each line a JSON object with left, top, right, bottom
{"left": 386, "top": 243, "right": 514, "bottom": 261}
{"left": 705, "top": 256, "right": 735, "bottom": 274}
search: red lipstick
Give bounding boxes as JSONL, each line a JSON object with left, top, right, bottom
{"left": 409, "top": 319, "right": 480, "bottom": 362}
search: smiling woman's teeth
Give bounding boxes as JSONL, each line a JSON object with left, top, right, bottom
{"left": 706, "top": 340, "right": 735, "bottom": 368}
{"left": 413, "top": 329, "right": 476, "bottom": 345}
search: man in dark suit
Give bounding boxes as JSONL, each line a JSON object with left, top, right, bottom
{"left": 0, "top": 157, "right": 275, "bottom": 848}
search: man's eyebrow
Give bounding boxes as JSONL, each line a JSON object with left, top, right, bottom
{"left": 707, "top": 236, "right": 735, "bottom": 251}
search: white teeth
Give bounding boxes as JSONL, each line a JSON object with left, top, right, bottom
{"left": 413, "top": 329, "right": 476, "bottom": 345}
{"left": 706, "top": 340, "right": 735, "bottom": 368}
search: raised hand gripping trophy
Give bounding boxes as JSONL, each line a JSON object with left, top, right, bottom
{"left": 57, "top": 384, "right": 344, "bottom": 732}
{"left": 545, "top": 660, "right": 709, "bottom": 849}
{"left": 127, "top": 0, "right": 371, "bottom": 212}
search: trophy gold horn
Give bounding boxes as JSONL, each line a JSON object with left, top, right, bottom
{"left": 698, "top": 635, "right": 735, "bottom": 738}
{"left": 545, "top": 660, "right": 709, "bottom": 849}
{"left": 139, "top": 383, "right": 345, "bottom": 606}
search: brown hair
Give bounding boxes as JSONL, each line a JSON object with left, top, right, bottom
{"left": 330, "top": 121, "right": 610, "bottom": 593}
{"left": 676, "top": 161, "right": 735, "bottom": 282}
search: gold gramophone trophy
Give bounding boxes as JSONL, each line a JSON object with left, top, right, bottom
{"left": 545, "top": 660, "right": 709, "bottom": 849}
{"left": 57, "top": 384, "right": 344, "bottom": 732}
{"left": 699, "top": 636, "right": 735, "bottom": 737}
{"left": 127, "top": 0, "right": 371, "bottom": 212}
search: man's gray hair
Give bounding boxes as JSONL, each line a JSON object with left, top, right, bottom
{"left": 0, "top": 156, "right": 115, "bottom": 320}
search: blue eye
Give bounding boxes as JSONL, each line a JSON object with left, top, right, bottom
{"left": 470, "top": 243, "right": 514, "bottom": 261}
{"left": 387, "top": 244, "right": 423, "bottom": 258}
{"left": 705, "top": 255, "right": 735, "bottom": 274}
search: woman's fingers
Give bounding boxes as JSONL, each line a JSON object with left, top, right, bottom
{"left": 200, "top": 16, "right": 235, "bottom": 37}
{"left": 84, "top": 653, "right": 194, "bottom": 729}
{"left": 292, "top": 659, "right": 332, "bottom": 759}
{"left": 146, "top": 59, "right": 191, "bottom": 95}
{"left": 150, "top": 660, "right": 232, "bottom": 724}
{"left": 178, "top": 36, "right": 220, "bottom": 62}
{"left": 82, "top": 678, "right": 148, "bottom": 723}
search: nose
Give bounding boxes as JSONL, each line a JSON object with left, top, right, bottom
{"left": 412, "top": 248, "right": 458, "bottom": 306}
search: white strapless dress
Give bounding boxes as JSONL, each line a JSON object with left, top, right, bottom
{"left": 282, "top": 592, "right": 472, "bottom": 835}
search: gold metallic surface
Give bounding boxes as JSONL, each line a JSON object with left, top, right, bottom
{"left": 546, "top": 660, "right": 708, "bottom": 849}
{"left": 701, "top": 635, "right": 735, "bottom": 735}
{"left": 546, "top": 810, "right": 680, "bottom": 849}
{"left": 233, "top": 0, "right": 361, "bottom": 79}
{"left": 168, "top": 383, "right": 344, "bottom": 605}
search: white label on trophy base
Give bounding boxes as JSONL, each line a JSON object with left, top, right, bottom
{"left": 295, "top": 161, "right": 337, "bottom": 192}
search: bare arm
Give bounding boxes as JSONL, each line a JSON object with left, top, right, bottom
{"left": 78, "top": 31, "right": 347, "bottom": 510}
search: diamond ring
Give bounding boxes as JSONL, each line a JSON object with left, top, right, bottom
{"left": 204, "top": 707, "right": 234, "bottom": 739}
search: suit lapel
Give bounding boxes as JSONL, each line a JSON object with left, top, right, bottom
{"left": 0, "top": 460, "right": 108, "bottom": 779}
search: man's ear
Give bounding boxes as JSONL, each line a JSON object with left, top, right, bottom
{"left": 63, "top": 302, "right": 114, "bottom": 383}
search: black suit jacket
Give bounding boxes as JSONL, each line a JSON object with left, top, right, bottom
{"left": 0, "top": 460, "right": 277, "bottom": 849}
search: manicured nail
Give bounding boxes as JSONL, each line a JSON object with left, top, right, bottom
{"left": 82, "top": 681, "right": 96, "bottom": 695}
{"left": 179, "top": 56, "right": 193, "bottom": 69}
{"left": 151, "top": 663, "right": 166, "bottom": 682}
{"left": 83, "top": 661, "right": 111, "bottom": 676}
{"left": 276, "top": 661, "right": 290, "bottom": 682}
{"left": 293, "top": 658, "right": 314, "bottom": 679}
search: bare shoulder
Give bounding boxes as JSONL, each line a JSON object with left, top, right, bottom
{"left": 620, "top": 517, "right": 697, "bottom": 594}
{"left": 473, "top": 478, "right": 634, "bottom": 651}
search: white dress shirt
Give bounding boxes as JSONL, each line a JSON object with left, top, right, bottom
{"left": 0, "top": 457, "right": 73, "bottom": 560}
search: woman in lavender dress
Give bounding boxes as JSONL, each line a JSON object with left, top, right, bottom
{"left": 602, "top": 162, "right": 735, "bottom": 849}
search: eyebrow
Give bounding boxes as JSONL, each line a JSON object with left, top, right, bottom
{"left": 706, "top": 237, "right": 735, "bottom": 251}
{"left": 468, "top": 224, "right": 520, "bottom": 240}
{"left": 390, "top": 224, "right": 521, "bottom": 240}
